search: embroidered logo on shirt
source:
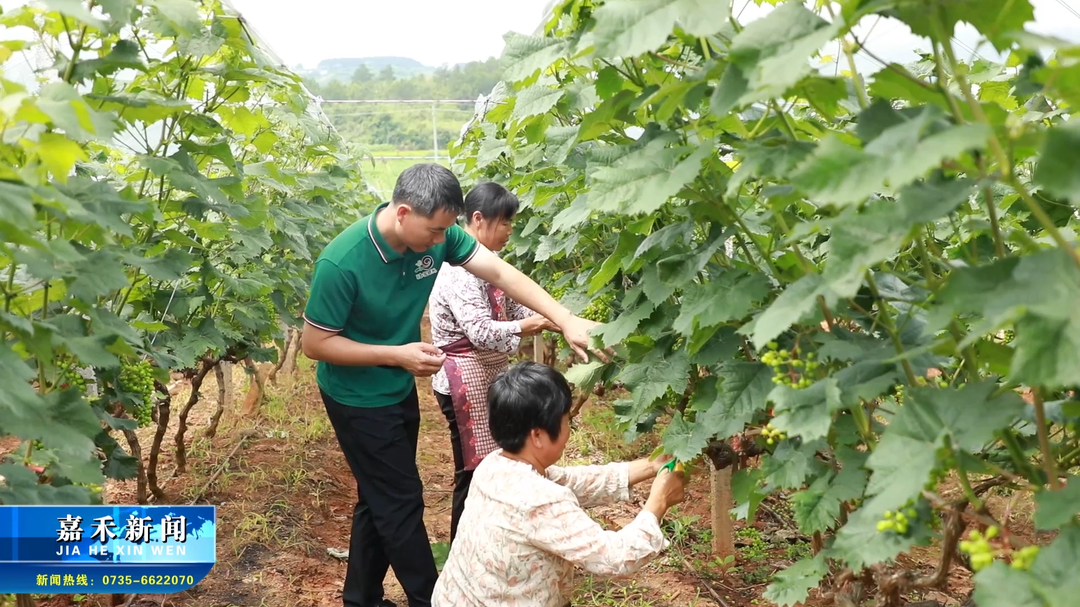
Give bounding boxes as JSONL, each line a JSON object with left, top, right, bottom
{"left": 415, "top": 255, "right": 437, "bottom": 280}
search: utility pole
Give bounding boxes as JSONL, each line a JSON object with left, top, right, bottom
{"left": 432, "top": 103, "right": 439, "bottom": 161}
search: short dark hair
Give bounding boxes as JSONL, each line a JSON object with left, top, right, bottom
{"left": 488, "top": 361, "right": 572, "bottom": 454}
{"left": 464, "top": 182, "right": 520, "bottom": 224}
{"left": 391, "top": 163, "right": 464, "bottom": 217}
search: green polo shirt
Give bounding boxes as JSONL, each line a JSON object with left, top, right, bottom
{"left": 303, "top": 202, "right": 479, "bottom": 407}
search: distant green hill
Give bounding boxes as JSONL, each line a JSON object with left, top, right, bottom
{"left": 300, "top": 56, "right": 436, "bottom": 84}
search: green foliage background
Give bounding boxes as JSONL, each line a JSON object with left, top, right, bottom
{"left": 0, "top": 0, "right": 371, "bottom": 506}
{"left": 449, "top": 0, "right": 1080, "bottom": 604}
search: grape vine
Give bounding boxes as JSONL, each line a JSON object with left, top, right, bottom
{"left": 450, "top": 0, "right": 1080, "bottom": 605}
{"left": 0, "top": 0, "right": 371, "bottom": 507}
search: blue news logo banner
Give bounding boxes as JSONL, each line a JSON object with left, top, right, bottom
{"left": 0, "top": 505, "right": 216, "bottom": 593}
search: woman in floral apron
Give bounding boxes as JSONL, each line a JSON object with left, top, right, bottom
{"left": 428, "top": 182, "right": 559, "bottom": 540}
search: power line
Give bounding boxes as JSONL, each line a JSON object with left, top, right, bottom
{"left": 1052, "top": 0, "right": 1080, "bottom": 21}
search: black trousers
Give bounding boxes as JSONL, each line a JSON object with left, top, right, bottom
{"left": 321, "top": 388, "right": 437, "bottom": 607}
{"left": 434, "top": 391, "right": 473, "bottom": 542}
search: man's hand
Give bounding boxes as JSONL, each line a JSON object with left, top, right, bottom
{"left": 394, "top": 342, "right": 446, "bottom": 377}
{"left": 517, "top": 315, "right": 560, "bottom": 337}
{"left": 560, "top": 316, "right": 613, "bottom": 363}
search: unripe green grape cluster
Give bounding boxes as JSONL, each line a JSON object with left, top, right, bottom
{"left": 1001, "top": 329, "right": 1015, "bottom": 344}
{"left": 761, "top": 422, "right": 787, "bottom": 446}
{"left": 1010, "top": 545, "right": 1039, "bottom": 571}
{"left": 761, "top": 342, "right": 817, "bottom": 389}
{"left": 960, "top": 526, "right": 999, "bottom": 571}
{"left": 119, "top": 360, "right": 156, "bottom": 426}
{"left": 56, "top": 357, "right": 87, "bottom": 392}
{"left": 579, "top": 292, "right": 614, "bottom": 322}
{"left": 877, "top": 504, "right": 919, "bottom": 535}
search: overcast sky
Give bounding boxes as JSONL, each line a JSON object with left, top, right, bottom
{"left": 227, "top": 0, "right": 1080, "bottom": 72}
{"left": 227, "top": 0, "right": 555, "bottom": 69}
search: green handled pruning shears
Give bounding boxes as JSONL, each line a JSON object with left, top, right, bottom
{"left": 658, "top": 459, "right": 684, "bottom": 474}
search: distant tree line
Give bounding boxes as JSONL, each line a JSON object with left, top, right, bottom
{"left": 308, "top": 58, "right": 503, "bottom": 151}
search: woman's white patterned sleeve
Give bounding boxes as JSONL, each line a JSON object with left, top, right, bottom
{"left": 545, "top": 463, "right": 630, "bottom": 508}
{"left": 526, "top": 499, "right": 667, "bottom": 577}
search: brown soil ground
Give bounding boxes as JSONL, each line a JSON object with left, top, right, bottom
{"left": 4, "top": 325, "right": 1047, "bottom": 607}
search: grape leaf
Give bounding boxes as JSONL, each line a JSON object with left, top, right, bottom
{"left": 673, "top": 270, "right": 770, "bottom": 336}
{"left": 866, "top": 381, "right": 1023, "bottom": 511}
{"left": 1033, "top": 119, "right": 1080, "bottom": 204}
{"left": 42, "top": 0, "right": 105, "bottom": 27}
{"left": 512, "top": 85, "right": 564, "bottom": 121}
{"left": 709, "top": 63, "right": 748, "bottom": 117}
{"left": 717, "top": 361, "right": 774, "bottom": 419}
{"left": 792, "top": 465, "right": 869, "bottom": 535}
{"left": 688, "top": 364, "right": 772, "bottom": 443}
{"left": 898, "top": 0, "right": 1035, "bottom": 53}
{"left": 0, "top": 463, "right": 96, "bottom": 505}
{"left": 939, "top": 249, "right": 1080, "bottom": 387}
{"left": 728, "top": 1, "right": 840, "bottom": 105}
{"left": 1034, "top": 476, "right": 1080, "bottom": 530}
{"left": 502, "top": 32, "right": 568, "bottom": 83}
{"left": 596, "top": 302, "right": 656, "bottom": 346}
{"left": 592, "top": 0, "right": 730, "bottom": 58}
{"left": 743, "top": 274, "right": 832, "bottom": 350}
{"left": 761, "top": 439, "right": 826, "bottom": 490}
{"left": 563, "top": 360, "right": 606, "bottom": 392}
{"left": 33, "top": 133, "right": 87, "bottom": 183}
{"left": 663, "top": 411, "right": 709, "bottom": 462}
{"left": 769, "top": 378, "right": 842, "bottom": 442}
{"left": 588, "top": 141, "right": 710, "bottom": 215}
{"left": 823, "top": 177, "right": 974, "bottom": 295}
{"left": 617, "top": 347, "right": 692, "bottom": 410}
{"left": 790, "top": 110, "right": 989, "bottom": 207}
{"left": 762, "top": 553, "right": 828, "bottom": 607}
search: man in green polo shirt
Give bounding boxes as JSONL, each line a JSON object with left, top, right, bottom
{"left": 302, "top": 163, "right": 604, "bottom": 607}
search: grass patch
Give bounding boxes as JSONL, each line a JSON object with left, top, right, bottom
{"left": 564, "top": 404, "right": 659, "bottom": 465}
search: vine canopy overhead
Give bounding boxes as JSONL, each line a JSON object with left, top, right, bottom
{"left": 450, "top": 0, "right": 1080, "bottom": 605}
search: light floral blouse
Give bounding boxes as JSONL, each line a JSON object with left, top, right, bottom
{"left": 431, "top": 451, "right": 669, "bottom": 607}
{"left": 429, "top": 263, "right": 534, "bottom": 395}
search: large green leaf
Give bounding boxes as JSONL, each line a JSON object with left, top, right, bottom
{"left": 587, "top": 139, "right": 710, "bottom": 215}
{"left": 662, "top": 411, "right": 710, "bottom": 462}
{"left": 673, "top": 270, "right": 770, "bottom": 336}
{"left": 762, "top": 553, "right": 828, "bottom": 607}
{"left": 898, "top": 0, "right": 1035, "bottom": 53}
{"left": 822, "top": 177, "right": 974, "bottom": 296}
{"left": 512, "top": 85, "right": 564, "bottom": 121}
{"left": 790, "top": 108, "right": 990, "bottom": 207}
{"left": 761, "top": 439, "right": 826, "bottom": 490}
{"left": 70, "top": 39, "right": 145, "bottom": 82}
{"left": 769, "top": 377, "right": 842, "bottom": 442}
{"left": 792, "top": 465, "right": 867, "bottom": 535}
{"left": 1033, "top": 119, "right": 1080, "bottom": 203}
{"left": 743, "top": 274, "right": 832, "bottom": 350}
{"left": 866, "top": 381, "right": 1024, "bottom": 511}
{"left": 688, "top": 362, "right": 773, "bottom": 443}
{"left": 939, "top": 250, "right": 1080, "bottom": 387}
{"left": 502, "top": 32, "right": 568, "bottom": 83}
{"left": 1034, "top": 477, "right": 1080, "bottom": 530}
{"left": 591, "top": 0, "right": 730, "bottom": 58}
{"left": 728, "top": 1, "right": 841, "bottom": 106}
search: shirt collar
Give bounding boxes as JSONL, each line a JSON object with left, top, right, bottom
{"left": 367, "top": 202, "right": 403, "bottom": 263}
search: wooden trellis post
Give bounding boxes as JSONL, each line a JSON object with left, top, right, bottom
{"left": 711, "top": 464, "right": 735, "bottom": 557}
